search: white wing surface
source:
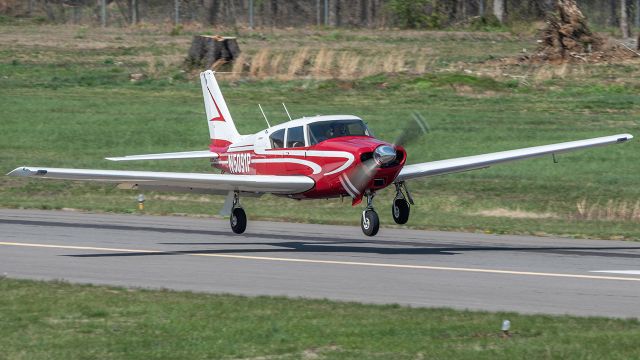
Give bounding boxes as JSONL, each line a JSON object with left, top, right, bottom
{"left": 396, "top": 134, "right": 633, "bottom": 182}
{"left": 7, "top": 167, "right": 314, "bottom": 195}
{"left": 106, "top": 150, "right": 217, "bottom": 161}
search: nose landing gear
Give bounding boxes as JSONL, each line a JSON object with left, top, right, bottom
{"left": 361, "top": 191, "right": 379, "bottom": 236}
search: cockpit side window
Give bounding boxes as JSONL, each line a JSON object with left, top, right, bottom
{"left": 286, "top": 126, "right": 305, "bottom": 148}
{"left": 269, "top": 129, "right": 285, "bottom": 149}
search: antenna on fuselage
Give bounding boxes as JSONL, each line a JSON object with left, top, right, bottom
{"left": 282, "top": 103, "right": 293, "bottom": 121}
{"left": 258, "top": 104, "right": 271, "bottom": 128}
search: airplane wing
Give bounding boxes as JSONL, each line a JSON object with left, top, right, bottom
{"left": 6, "top": 167, "right": 314, "bottom": 195}
{"left": 106, "top": 150, "right": 217, "bottom": 161}
{"left": 396, "top": 134, "right": 633, "bottom": 182}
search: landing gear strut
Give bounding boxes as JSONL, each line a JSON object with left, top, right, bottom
{"left": 229, "top": 191, "right": 247, "bottom": 234}
{"left": 392, "top": 182, "right": 412, "bottom": 225}
{"left": 361, "top": 191, "right": 379, "bottom": 236}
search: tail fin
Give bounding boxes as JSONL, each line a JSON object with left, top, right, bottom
{"left": 200, "top": 70, "right": 241, "bottom": 148}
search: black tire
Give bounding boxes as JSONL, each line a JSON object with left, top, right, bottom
{"left": 361, "top": 209, "right": 380, "bottom": 237}
{"left": 230, "top": 207, "right": 247, "bottom": 234}
{"left": 392, "top": 198, "right": 410, "bottom": 224}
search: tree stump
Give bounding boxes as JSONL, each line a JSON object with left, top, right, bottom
{"left": 185, "top": 35, "right": 240, "bottom": 71}
{"left": 538, "top": 0, "right": 603, "bottom": 61}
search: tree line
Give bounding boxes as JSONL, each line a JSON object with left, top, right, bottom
{"left": 5, "top": 0, "right": 640, "bottom": 35}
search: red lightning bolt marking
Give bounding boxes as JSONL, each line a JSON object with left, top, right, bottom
{"left": 207, "top": 86, "right": 226, "bottom": 122}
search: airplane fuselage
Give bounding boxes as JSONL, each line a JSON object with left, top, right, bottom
{"left": 209, "top": 116, "right": 405, "bottom": 201}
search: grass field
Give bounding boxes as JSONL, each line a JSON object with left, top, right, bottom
{"left": 1, "top": 24, "right": 639, "bottom": 240}
{"left": 0, "top": 278, "right": 639, "bottom": 359}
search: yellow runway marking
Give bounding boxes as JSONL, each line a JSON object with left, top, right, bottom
{"left": 2, "top": 241, "right": 640, "bottom": 282}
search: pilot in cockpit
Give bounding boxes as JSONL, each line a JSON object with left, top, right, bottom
{"left": 326, "top": 123, "right": 347, "bottom": 139}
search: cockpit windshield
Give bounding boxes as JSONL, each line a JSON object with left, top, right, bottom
{"left": 308, "top": 120, "right": 372, "bottom": 145}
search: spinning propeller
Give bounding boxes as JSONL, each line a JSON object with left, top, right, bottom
{"left": 393, "top": 111, "right": 431, "bottom": 148}
{"left": 346, "top": 111, "right": 430, "bottom": 198}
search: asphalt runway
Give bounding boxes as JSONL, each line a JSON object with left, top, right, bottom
{"left": 1, "top": 209, "right": 639, "bottom": 318}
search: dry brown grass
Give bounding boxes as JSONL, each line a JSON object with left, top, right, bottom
{"left": 8, "top": 23, "right": 639, "bottom": 84}
{"left": 0, "top": 24, "right": 532, "bottom": 81}
{"left": 142, "top": 53, "right": 159, "bottom": 77}
{"left": 338, "top": 52, "right": 361, "bottom": 79}
{"left": 394, "top": 50, "right": 407, "bottom": 73}
{"left": 287, "top": 47, "right": 310, "bottom": 79}
{"left": 575, "top": 199, "right": 640, "bottom": 222}
{"left": 249, "top": 48, "right": 270, "bottom": 78}
{"left": 270, "top": 53, "right": 285, "bottom": 79}
{"left": 361, "top": 56, "right": 382, "bottom": 77}
{"left": 414, "top": 57, "right": 428, "bottom": 74}
{"left": 229, "top": 53, "right": 248, "bottom": 80}
{"left": 312, "top": 48, "right": 335, "bottom": 78}
{"left": 382, "top": 53, "right": 397, "bottom": 73}
{"left": 475, "top": 208, "right": 559, "bottom": 219}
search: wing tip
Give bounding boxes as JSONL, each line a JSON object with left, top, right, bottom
{"left": 7, "top": 167, "right": 33, "bottom": 177}
{"left": 617, "top": 133, "right": 634, "bottom": 143}
{"left": 7, "top": 167, "right": 52, "bottom": 177}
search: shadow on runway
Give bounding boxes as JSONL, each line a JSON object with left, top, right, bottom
{"left": 5, "top": 218, "right": 640, "bottom": 259}
{"left": 66, "top": 240, "right": 640, "bottom": 259}
{"left": 1, "top": 218, "right": 361, "bottom": 243}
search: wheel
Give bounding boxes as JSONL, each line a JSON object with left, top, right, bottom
{"left": 230, "top": 207, "right": 247, "bottom": 234}
{"left": 361, "top": 209, "right": 379, "bottom": 236}
{"left": 392, "top": 198, "right": 410, "bottom": 224}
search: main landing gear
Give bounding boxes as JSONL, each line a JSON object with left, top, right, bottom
{"left": 228, "top": 184, "right": 412, "bottom": 237}
{"left": 229, "top": 191, "right": 247, "bottom": 234}
{"left": 360, "top": 182, "right": 414, "bottom": 237}
{"left": 392, "top": 182, "right": 413, "bottom": 225}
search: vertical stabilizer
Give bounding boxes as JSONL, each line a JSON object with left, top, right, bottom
{"left": 200, "top": 70, "right": 241, "bottom": 148}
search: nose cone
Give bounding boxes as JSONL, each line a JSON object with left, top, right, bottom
{"left": 373, "top": 145, "right": 396, "bottom": 165}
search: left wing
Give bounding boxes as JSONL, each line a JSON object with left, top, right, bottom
{"left": 396, "top": 134, "right": 633, "bottom": 182}
{"left": 7, "top": 167, "right": 314, "bottom": 195}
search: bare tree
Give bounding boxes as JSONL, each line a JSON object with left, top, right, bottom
{"left": 128, "top": 0, "right": 138, "bottom": 24}
{"left": 545, "top": 0, "right": 554, "bottom": 10}
{"left": 332, "top": 0, "right": 341, "bottom": 27}
{"left": 359, "top": 0, "right": 367, "bottom": 26}
{"left": 608, "top": 0, "right": 618, "bottom": 27}
{"left": 454, "top": 0, "right": 467, "bottom": 21}
{"left": 27, "top": 0, "right": 35, "bottom": 16}
{"left": 493, "top": 0, "right": 504, "bottom": 22}
{"left": 621, "top": 0, "right": 630, "bottom": 37}
{"left": 270, "top": 0, "right": 277, "bottom": 27}
{"left": 208, "top": 0, "right": 220, "bottom": 25}
{"left": 99, "top": 0, "right": 106, "bottom": 26}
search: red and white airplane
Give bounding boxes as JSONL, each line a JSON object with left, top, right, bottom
{"left": 9, "top": 71, "right": 633, "bottom": 236}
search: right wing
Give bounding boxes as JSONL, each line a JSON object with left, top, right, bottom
{"left": 396, "top": 133, "right": 633, "bottom": 182}
{"left": 7, "top": 167, "right": 314, "bottom": 195}
{"left": 106, "top": 150, "right": 217, "bottom": 161}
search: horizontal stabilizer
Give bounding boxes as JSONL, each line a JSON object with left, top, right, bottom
{"left": 106, "top": 150, "right": 217, "bottom": 161}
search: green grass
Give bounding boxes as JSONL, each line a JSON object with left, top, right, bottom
{"left": 0, "top": 24, "right": 639, "bottom": 240}
{"left": 1, "top": 278, "right": 639, "bottom": 359}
